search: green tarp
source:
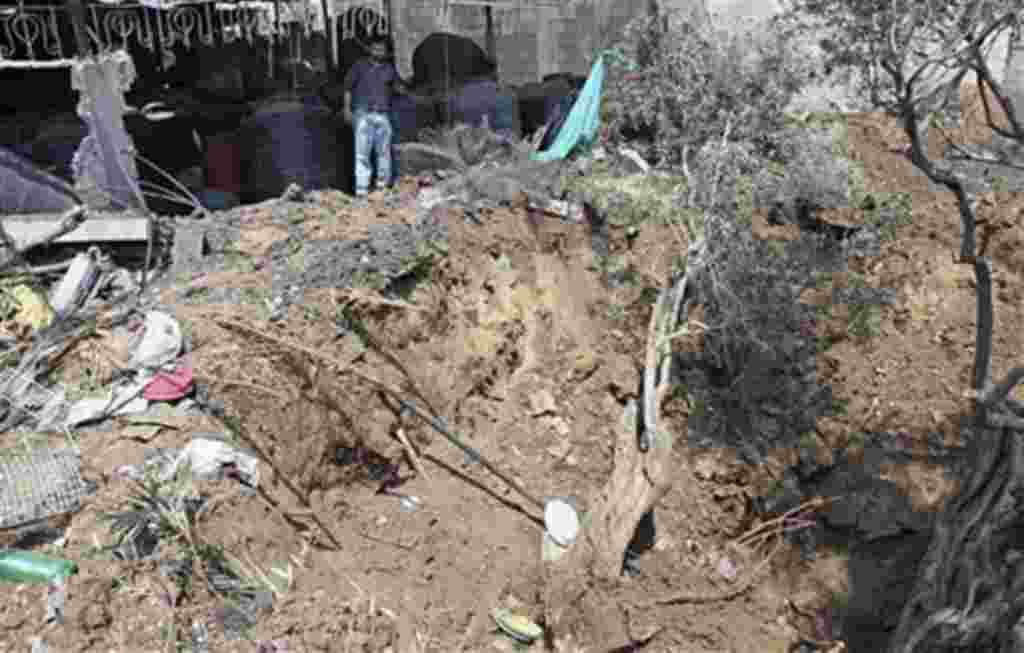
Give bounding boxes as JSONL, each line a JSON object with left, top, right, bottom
{"left": 530, "top": 53, "right": 607, "bottom": 162}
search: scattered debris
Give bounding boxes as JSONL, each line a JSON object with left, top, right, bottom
{"left": 169, "top": 434, "right": 259, "bottom": 486}
{"left": 48, "top": 248, "right": 104, "bottom": 317}
{"left": 170, "top": 222, "right": 208, "bottom": 282}
{"left": 128, "top": 310, "right": 183, "bottom": 373}
{"left": 0, "top": 206, "right": 88, "bottom": 273}
{"left": 142, "top": 354, "right": 193, "bottom": 401}
{"left": 0, "top": 448, "right": 92, "bottom": 530}
{"left": 64, "top": 381, "right": 148, "bottom": 427}
{"left": 0, "top": 367, "right": 71, "bottom": 433}
{"left": 7, "top": 284, "right": 53, "bottom": 331}
{"left": 395, "top": 142, "right": 466, "bottom": 177}
{"left": 717, "top": 556, "right": 739, "bottom": 581}
{"left": 541, "top": 497, "right": 580, "bottom": 562}
{"left": 544, "top": 498, "right": 580, "bottom": 548}
{"left": 2, "top": 211, "right": 149, "bottom": 246}
{"left": 492, "top": 607, "right": 543, "bottom": 644}
{"left": 0, "top": 549, "right": 77, "bottom": 584}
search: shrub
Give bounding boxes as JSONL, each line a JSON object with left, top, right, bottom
{"left": 602, "top": 9, "right": 814, "bottom": 166}
{"left": 753, "top": 123, "right": 853, "bottom": 211}
{"left": 685, "top": 138, "right": 762, "bottom": 215}
{"left": 677, "top": 130, "right": 846, "bottom": 406}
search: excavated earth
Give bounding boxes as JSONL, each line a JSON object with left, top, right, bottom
{"left": 0, "top": 109, "right": 1022, "bottom": 653}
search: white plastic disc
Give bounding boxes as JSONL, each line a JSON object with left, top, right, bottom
{"left": 544, "top": 499, "right": 580, "bottom": 547}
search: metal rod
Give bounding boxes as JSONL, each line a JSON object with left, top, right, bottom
{"left": 396, "top": 397, "right": 545, "bottom": 511}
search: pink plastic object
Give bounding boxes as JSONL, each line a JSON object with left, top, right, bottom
{"left": 143, "top": 355, "right": 194, "bottom": 401}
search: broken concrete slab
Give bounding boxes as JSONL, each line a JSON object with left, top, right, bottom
{"left": 463, "top": 160, "right": 568, "bottom": 206}
{"left": 464, "top": 168, "right": 530, "bottom": 205}
{"left": 2, "top": 214, "right": 150, "bottom": 247}
{"left": 171, "top": 222, "right": 208, "bottom": 282}
{"left": 452, "top": 125, "right": 516, "bottom": 166}
{"left": 395, "top": 143, "right": 465, "bottom": 178}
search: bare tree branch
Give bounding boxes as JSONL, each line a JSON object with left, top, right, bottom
{"left": 986, "top": 412, "right": 1024, "bottom": 430}
{"left": 981, "top": 367, "right": 1024, "bottom": 407}
{"left": 972, "top": 40, "right": 1024, "bottom": 139}
{"left": 973, "top": 257, "right": 994, "bottom": 394}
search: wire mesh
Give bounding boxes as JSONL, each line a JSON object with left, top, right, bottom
{"left": 0, "top": 448, "right": 90, "bottom": 529}
{"left": 0, "top": 368, "right": 70, "bottom": 436}
{"left": 0, "top": 365, "right": 82, "bottom": 529}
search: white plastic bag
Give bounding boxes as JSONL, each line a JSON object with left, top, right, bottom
{"left": 165, "top": 435, "right": 260, "bottom": 487}
{"left": 128, "top": 311, "right": 182, "bottom": 373}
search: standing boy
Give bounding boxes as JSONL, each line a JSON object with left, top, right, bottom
{"left": 343, "top": 40, "right": 409, "bottom": 197}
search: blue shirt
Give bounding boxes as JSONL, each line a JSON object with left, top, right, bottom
{"left": 344, "top": 59, "right": 400, "bottom": 113}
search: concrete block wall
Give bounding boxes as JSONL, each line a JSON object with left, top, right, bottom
{"left": 388, "top": 0, "right": 707, "bottom": 86}
{"left": 392, "top": 1, "right": 541, "bottom": 85}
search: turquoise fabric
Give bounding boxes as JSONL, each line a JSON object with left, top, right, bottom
{"left": 601, "top": 47, "right": 638, "bottom": 72}
{"left": 530, "top": 53, "right": 607, "bottom": 162}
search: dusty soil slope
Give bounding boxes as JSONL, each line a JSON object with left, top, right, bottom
{"left": 1, "top": 110, "right": 1022, "bottom": 653}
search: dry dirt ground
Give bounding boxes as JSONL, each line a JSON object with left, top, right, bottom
{"left": 2, "top": 108, "right": 1023, "bottom": 653}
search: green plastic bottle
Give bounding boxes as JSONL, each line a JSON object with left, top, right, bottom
{"left": 0, "top": 549, "right": 77, "bottom": 584}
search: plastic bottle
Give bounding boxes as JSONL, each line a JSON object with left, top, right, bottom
{"left": 0, "top": 549, "right": 77, "bottom": 584}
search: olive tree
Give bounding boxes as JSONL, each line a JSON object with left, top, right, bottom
{"left": 778, "top": 1, "right": 1024, "bottom": 650}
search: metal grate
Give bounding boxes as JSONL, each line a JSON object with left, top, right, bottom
{"left": 0, "top": 368, "right": 70, "bottom": 435}
{"left": 0, "top": 448, "right": 90, "bottom": 529}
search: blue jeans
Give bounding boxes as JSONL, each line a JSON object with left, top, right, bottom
{"left": 354, "top": 110, "right": 393, "bottom": 195}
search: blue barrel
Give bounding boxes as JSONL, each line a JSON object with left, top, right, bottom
{"left": 494, "top": 86, "right": 520, "bottom": 137}
{"left": 239, "top": 96, "right": 340, "bottom": 202}
{"left": 449, "top": 78, "right": 498, "bottom": 128}
{"left": 391, "top": 93, "right": 438, "bottom": 144}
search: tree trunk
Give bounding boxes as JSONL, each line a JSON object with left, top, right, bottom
{"left": 542, "top": 397, "right": 674, "bottom": 651}
{"left": 886, "top": 417, "right": 1024, "bottom": 651}
{"left": 884, "top": 27, "right": 1024, "bottom": 648}
{"left": 543, "top": 281, "right": 688, "bottom": 652}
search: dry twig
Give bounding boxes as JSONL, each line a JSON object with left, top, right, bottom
{"left": 633, "top": 535, "right": 785, "bottom": 607}
{"left": 395, "top": 426, "right": 429, "bottom": 481}
{"left": 634, "top": 496, "right": 835, "bottom": 608}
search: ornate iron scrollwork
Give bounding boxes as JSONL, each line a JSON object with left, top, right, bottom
{"left": 99, "top": 8, "right": 153, "bottom": 53}
{"left": 338, "top": 2, "right": 387, "bottom": 41}
{"left": 0, "top": 5, "right": 63, "bottom": 61}
{"left": 0, "top": 0, "right": 331, "bottom": 64}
